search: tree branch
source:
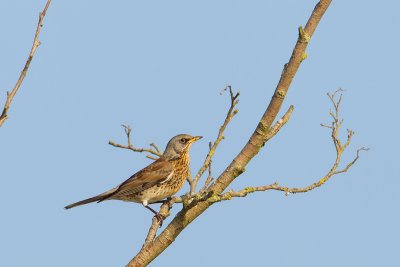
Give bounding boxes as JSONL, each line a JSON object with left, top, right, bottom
{"left": 109, "top": 124, "right": 162, "bottom": 160}
{"left": 0, "top": 0, "right": 52, "bottom": 128}
{"left": 143, "top": 200, "right": 174, "bottom": 245}
{"left": 188, "top": 85, "right": 239, "bottom": 194}
{"left": 199, "top": 142, "right": 214, "bottom": 194}
{"left": 209, "top": 91, "right": 368, "bottom": 203}
{"left": 211, "top": 0, "right": 332, "bottom": 195}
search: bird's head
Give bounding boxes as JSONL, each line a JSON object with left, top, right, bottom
{"left": 163, "top": 134, "right": 202, "bottom": 160}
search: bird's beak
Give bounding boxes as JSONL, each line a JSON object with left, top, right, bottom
{"left": 191, "top": 136, "right": 203, "bottom": 142}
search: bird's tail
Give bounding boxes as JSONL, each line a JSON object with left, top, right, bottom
{"left": 64, "top": 188, "right": 118, "bottom": 209}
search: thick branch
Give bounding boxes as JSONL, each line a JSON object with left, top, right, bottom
{"left": 127, "top": 1, "right": 333, "bottom": 266}
{"left": 0, "top": 0, "right": 52, "bottom": 128}
{"left": 211, "top": 0, "right": 332, "bottom": 195}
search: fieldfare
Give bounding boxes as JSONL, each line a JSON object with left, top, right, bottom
{"left": 65, "top": 134, "right": 202, "bottom": 221}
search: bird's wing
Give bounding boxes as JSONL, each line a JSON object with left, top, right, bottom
{"left": 106, "top": 158, "right": 174, "bottom": 199}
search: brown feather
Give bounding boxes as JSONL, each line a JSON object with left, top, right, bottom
{"left": 64, "top": 187, "right": 118, "bottom": 209}
{"left": 105, "top": 158, "right": 173, "bottom": 200}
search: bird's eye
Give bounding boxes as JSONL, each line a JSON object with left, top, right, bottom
{"left": 180, "top": 138, "right": 187, "bottom": 144}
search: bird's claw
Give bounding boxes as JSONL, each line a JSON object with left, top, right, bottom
{"left": 155, "top": 213, "right": 166, "bottom": 227}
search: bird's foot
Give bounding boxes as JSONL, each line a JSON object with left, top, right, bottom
{"left": 154, "top": 213, "right": 166, "bottom": 227}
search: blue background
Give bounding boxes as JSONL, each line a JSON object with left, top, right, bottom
{"left": 1, "top": 1, "right": 398, "bottom": 266}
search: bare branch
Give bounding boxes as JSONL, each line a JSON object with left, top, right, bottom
{"left": 334, "top": 147, "right": 369, "bottom": 175}
{"left": 188, "top": 85, "right": 239, "bottom": 194}
{"left": 146, "top": 155, "right": 160, "bottom": 161}
{"left": 143, "top": 200, "right": 174, "bottom": 245}
{"left": 199, "top": 142, "right": 214, "bottom": 193}
{"left": 150, "top": 143, "right": 161, "bottom": 154}
{"left": 108, "top": 125, "right": 162, "bottom": 158}
{"left": 143, "top": 217, "right": 162, "bottom": 245}
{"left": 263, "top": 105, "right": 294, "bottom": 141}
{"left": 210, "top": 91, "right": 367, "bottom": 203}
{"left": 0, "top": 0, "right": 52, "bottom": 128}
{"left": 213, "top": 148, "right": 369, "bottom": 202}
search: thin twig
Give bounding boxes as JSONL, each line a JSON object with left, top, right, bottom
{"left": 0, "top": 0, "right": 52, "bottom": 128}
{"left": 189, "top": 85, "right": 239, "bottom": 194}
{"left": 109, "top": 125, "right": 162, "bottom": 159}
{"left": 333, "top": 147, "right": 369, "bottom": 174}
{"left": 263, "top": 105, "right": 294, "bottom": 141}
{"left": 199, "top": 142, "right": 214, "bottom": 193}
{"left": 150, "top": 143, "right": 161, "bottom": 154}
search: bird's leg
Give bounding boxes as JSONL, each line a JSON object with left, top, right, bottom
{"left": 152, "top": 197, "right": 173, "bottom": 205}
{"left": 144, "top": 205, "right": 158, "bottom": 215}
{"left": 151, "top": 200, "right": 164, "bottom": 204}
{"left": 144, "top": 204, "right": 165, "bottom": 226}
{"left": 165, "top": 197, "right": 174, "bottom": 210}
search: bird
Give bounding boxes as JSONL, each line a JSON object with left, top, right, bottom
{"left": 65, "top": 134, "right": 202, "bottom": 222}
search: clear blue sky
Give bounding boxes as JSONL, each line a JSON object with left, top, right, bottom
{"left": 1, "top": 1, "right": 398, "bottom": 266}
